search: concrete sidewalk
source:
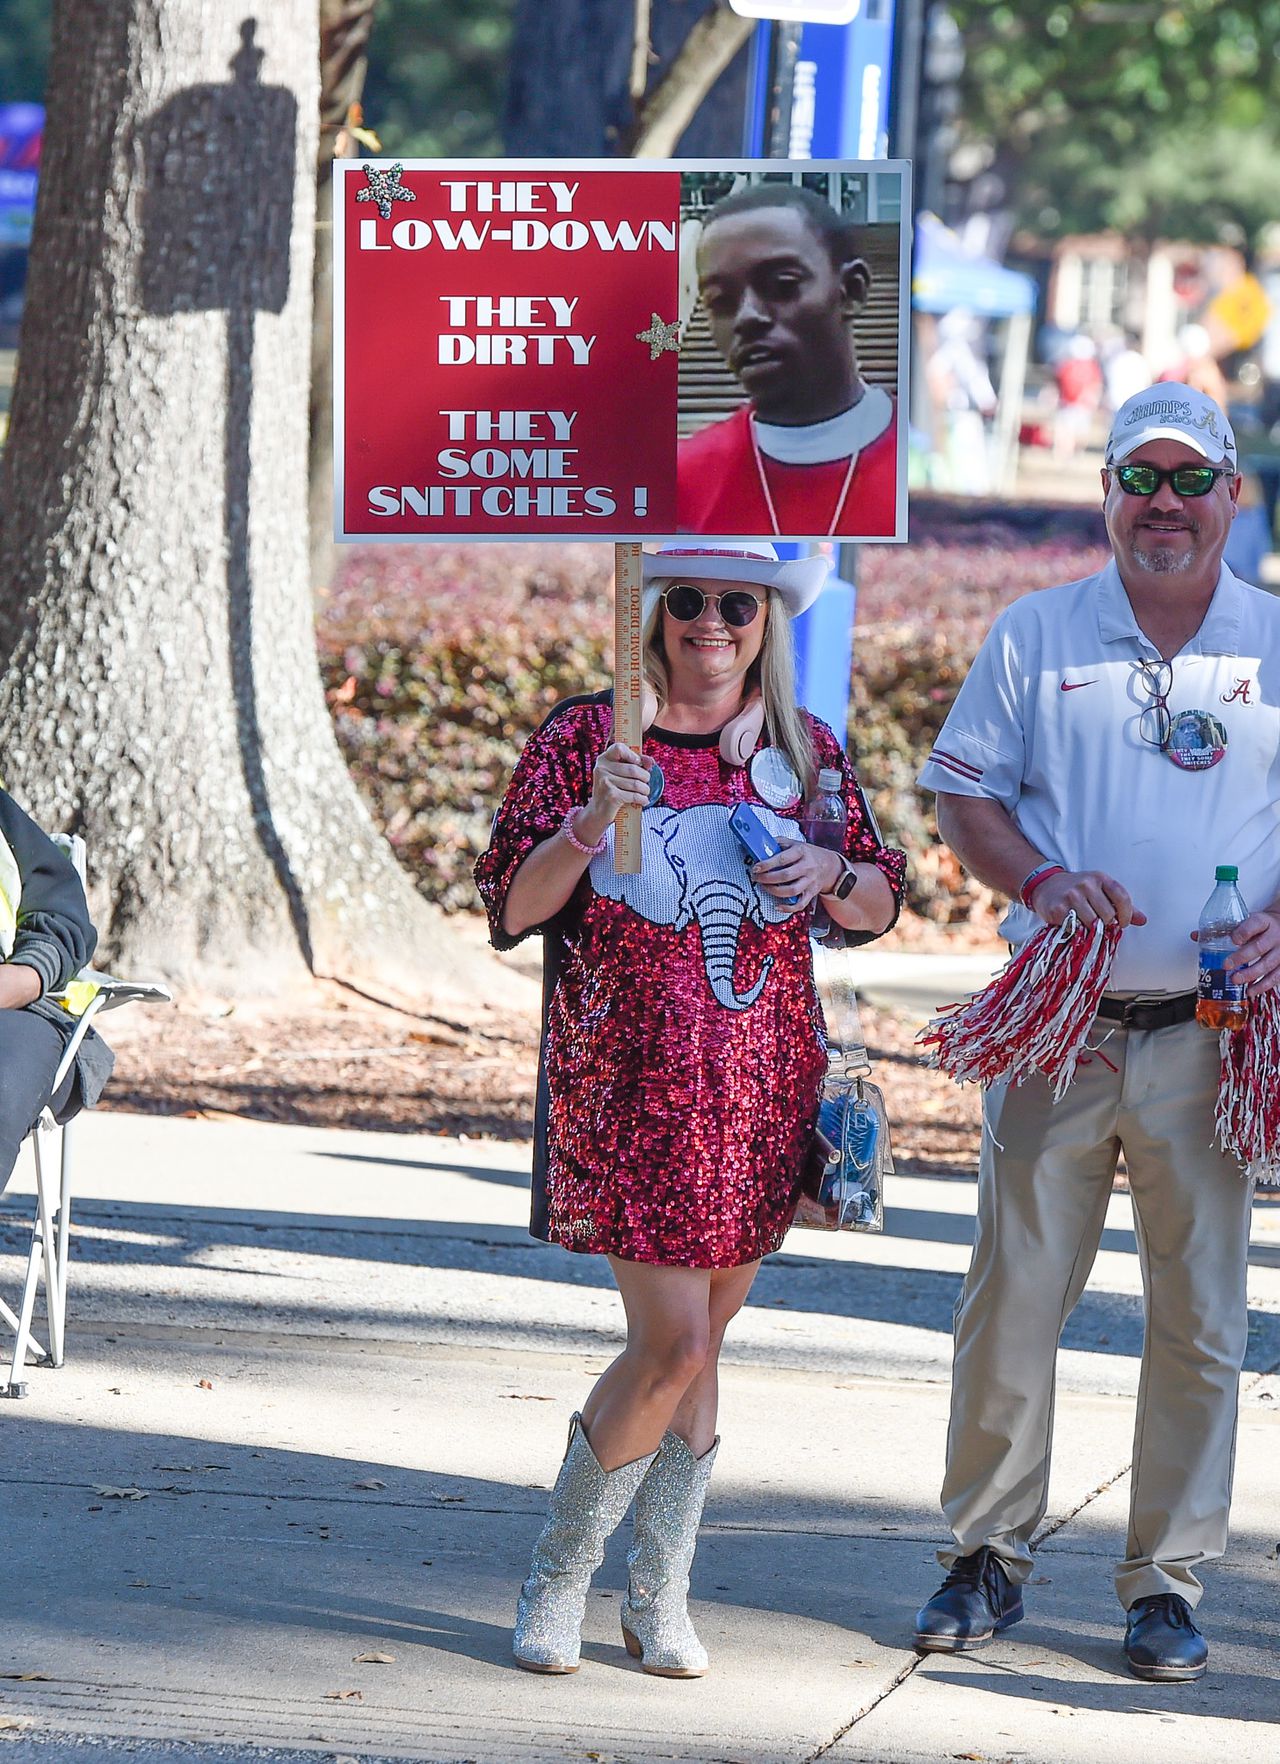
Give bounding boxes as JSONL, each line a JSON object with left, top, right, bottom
{"left": 848, "top": 947, "right": 1003, "bottom": 1026}
{"left": 1, "top": 1110, "right": 1277, "bottom": 1762}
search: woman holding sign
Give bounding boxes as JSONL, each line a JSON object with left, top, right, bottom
{"left": 475, "top": 541, "right": 904, "bottom": 1678}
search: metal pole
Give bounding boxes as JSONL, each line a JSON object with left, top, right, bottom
{"left": 888, "top": 0, "right": 925, "bottom": 168}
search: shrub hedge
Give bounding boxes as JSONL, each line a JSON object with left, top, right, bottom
{"left": 317, "top": 527, "right": 1108, "bottom": 920}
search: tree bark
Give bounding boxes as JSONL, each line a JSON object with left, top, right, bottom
{"left": 505, "top": 0, "right": 752, "bottom": 157}
{"left": 309, "top": 0, "right": 375, "bottom": 593}
{"left": 628, "top": 4, "right": 753, "bottom": 156}
{"left": 0, "top": 0, "right": 483, "bottom": 1000}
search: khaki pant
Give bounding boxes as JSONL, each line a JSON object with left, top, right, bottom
{"left": 940, "top": 1016, "right": 1254, "bottom": 1609}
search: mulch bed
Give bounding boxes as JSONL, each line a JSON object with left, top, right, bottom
{"left": 98, "top": 971, "right": 983, "bottom": 1178}
{"left": 102, "top": 964, "right": 1277, "bottom": 1204}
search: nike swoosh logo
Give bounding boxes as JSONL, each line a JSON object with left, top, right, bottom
{"left": 1060, "top": 680, "right": 1096, "bottom": 692}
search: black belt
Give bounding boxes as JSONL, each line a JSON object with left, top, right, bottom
{"left": 1096, "top": 992, "right": 1197, "bottom": 1031}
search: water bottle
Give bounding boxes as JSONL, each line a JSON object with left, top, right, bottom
{"left": 802, "top": 767, "right": 846, "bottom": 940}
{"left": 1195, "top": 864, "right": 1249, "bottom": 1031}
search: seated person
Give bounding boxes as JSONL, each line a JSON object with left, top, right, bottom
{"left": 0, "top": 789, "right": 113, "bottom": 1192}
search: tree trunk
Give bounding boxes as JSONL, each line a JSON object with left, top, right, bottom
{"left": 628, "top": 4, "right": 753, "bottom": 156}
{"left": 0, "top": 0, "right": 483, "bottom": 1000}
{"left": 310, "top": 0, "right": 375, "bottom": 593}
{"left": 505, "top": 0, "right": 752, "bottom": 157}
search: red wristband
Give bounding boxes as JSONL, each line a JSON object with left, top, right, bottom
{"left": 1020, "top": 863, "right": 1065, "bottom": 908}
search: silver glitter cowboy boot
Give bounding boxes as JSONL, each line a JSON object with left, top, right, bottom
{"left": 621, "top": 1431, "right": 719, "bottom": 1677}
{"left": 513, "top": 1413, "right": 656, "bottom": 1674}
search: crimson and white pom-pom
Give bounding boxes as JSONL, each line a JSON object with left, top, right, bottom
{"left": 1216, "top": 989, "right": 1280, "bottom": 1186}
{"left": 919, "top": 915, "right": 1122, "bottom": 1099}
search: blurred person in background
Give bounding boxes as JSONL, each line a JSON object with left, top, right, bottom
{"left": 925, "top": 308, "right": 998, "bottom": 495}
{"left": 1163, "top": 323, "right": 1229, "bottom": 408}
{"left": 1053, "top": 333, "right": 1103, "bottom": 460}
{"left": 1102, "top": 331, "right": 1153, "bottom": 414}
{"left": 1222, "top": 468, "right": 1272, "bottom": 586}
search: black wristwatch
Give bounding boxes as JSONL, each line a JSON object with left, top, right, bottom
{"left": 824, "top": 856, "right": 859, "bottom": 902}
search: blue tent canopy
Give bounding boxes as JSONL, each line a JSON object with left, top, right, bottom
{"left": 912, "top": 214, "right": 1036, "bottom": 319}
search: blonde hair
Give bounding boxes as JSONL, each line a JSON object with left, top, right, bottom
{"left": 641, "top": 586, "right": 818, "bottom": 799}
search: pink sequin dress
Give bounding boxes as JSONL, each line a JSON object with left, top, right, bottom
{"left": 475, "top": 694, "right": 906, "bottom": 1269}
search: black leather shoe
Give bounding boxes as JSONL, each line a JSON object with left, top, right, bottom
{"left": 913, "top": 1546, "right": 1024, "bottom": 1652}
{"left": 1124, "top": 1594, "right": 1208, "bottom": 1681}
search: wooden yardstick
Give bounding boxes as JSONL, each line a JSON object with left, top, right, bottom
{"left": 613, "top": 542, "right": 644, "bottom": 874}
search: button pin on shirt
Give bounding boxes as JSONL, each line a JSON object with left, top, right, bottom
{"left": 1060, "top": 679, "right": 1096, "bottom": 692}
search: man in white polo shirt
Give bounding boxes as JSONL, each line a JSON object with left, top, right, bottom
{"left": 912, "top": 383, "right": 1280, "bottom": 1681}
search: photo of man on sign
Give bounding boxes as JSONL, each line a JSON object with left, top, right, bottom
{"left": 676, "top": 170, "right": 903, "bottom": 540}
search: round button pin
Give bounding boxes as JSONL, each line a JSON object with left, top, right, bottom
{"left": 1165, "top": 709, "right": 1228, "bottom": 771}
{"left": 750, "top": 746, "right": 802, "bottom": 809}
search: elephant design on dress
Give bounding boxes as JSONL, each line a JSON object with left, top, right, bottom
{"left": 590, "top": 803, "right": 797, "bottom": 1011}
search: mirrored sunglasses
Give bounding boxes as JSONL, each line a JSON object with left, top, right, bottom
{"left": 662, "top": 583, "right": 765, "bottom": 627}
{"left": 1114, "top": 463, "right": 1231, "bottom": 498}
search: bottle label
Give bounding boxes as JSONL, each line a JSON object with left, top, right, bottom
{"left": 1198, "top": 946, "right": 1245, "bottom": 1004}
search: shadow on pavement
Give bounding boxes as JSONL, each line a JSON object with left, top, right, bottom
{"left": 7, "top": 1194, "right": 1278, "bottom": 1369}
{"left": 309, "top": 1150, "right": 530, "bottom": 1188}
{"left": 2, "top": 1413, "right": 1276, "bottom": 1736}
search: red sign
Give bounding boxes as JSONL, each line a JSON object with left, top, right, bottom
{"left": 337, "top": 164, "right": 680, "bottom": 539}
{"left": 335, "top": 158, "right": 909, "bottom": 543}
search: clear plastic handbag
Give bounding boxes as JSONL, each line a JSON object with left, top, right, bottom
{"left": 793, "top": 951, "right": 892, "bottom": 1234}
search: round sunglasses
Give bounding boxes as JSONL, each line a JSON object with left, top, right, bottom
{"left": 1112, "top": 463, "right": 1233, "bottom": 498}
{"left": 661, "top": 583, "right": 765, "bottom": 628}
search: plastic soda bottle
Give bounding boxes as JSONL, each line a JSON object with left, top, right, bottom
{"left": 803, "top": 767, "right": 846, "bottom": 941}
{"left": 1195, "top": 864, "right": 1249, "bottom": 1031}
{"left": 802, "top": 767, "right": 846, "bottom": 850}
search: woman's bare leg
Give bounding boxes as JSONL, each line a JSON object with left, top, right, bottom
{"left": 579, "top": 1260, "right": 714, "bottom": 1470}
{"left": 669, "top": 1260, "right": 761, "bottom": 1455}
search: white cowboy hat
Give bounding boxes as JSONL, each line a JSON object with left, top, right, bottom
{"left": 642, "top": 541, "right": 829, "bottom": 617}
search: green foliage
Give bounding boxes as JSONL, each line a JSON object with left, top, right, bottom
{"left": 0, "top": 0, "right": 50, "bottom": 101}
{"left": 0, "top": 2, "right": 514, "bottom": 154}
{"left": 1029, "top": 119, "right": 1278, "bottom": 249}
{"left": 949, "top": 0, "right": 1280, "bottom": 241}
{"left": 362, "top": 0, "right": 514, "bottom": 158}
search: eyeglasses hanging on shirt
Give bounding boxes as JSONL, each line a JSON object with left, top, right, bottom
{"left": 1134, "top": 659, "right": 1229, "bottom": 771}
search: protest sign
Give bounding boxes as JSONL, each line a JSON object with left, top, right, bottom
{"left": 335, "top": 158, "right": 910, "bottom": 544}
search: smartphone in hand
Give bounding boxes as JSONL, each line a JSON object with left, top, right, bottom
{"left": 729, "top": 803, "right": 797, "bottom": 905}
{"left": 729, "top": 801, "right": 783, "bottom": 866}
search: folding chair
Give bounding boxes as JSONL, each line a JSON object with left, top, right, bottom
{"left": 0, "top": 835, "right": 172, "bottom": 1397}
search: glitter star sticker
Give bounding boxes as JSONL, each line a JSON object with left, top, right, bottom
{"left": 356, "top": 162, "right": 416, "bottom": 222}
{"left": 636, "top": 313, "right": 680, "bottom": 360}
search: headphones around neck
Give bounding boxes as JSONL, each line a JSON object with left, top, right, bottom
{"left": 640, "top": 683, "right": 765, "bottom": 766}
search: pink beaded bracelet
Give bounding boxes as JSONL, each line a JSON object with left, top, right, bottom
{"left": 560, "top": 807, "right": 608, "bottom": 856}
